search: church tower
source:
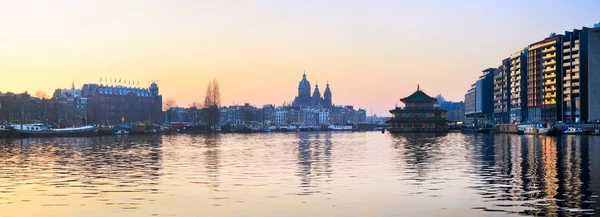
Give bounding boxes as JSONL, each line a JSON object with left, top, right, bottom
{"left": 324, "top": 81, "right": 332, "bottom": 107}
{"left": 312, "top": 83, "right": 321, "bottom": 98}
{"left": 149, "top": 82, "right": 159, "bottom": 97}
{"left": 298, "top": 72, "right": 311, "bottom": 99}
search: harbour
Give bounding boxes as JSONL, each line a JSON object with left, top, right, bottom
{"left": 0, "top": 132, "right": 598, "bottom": 216}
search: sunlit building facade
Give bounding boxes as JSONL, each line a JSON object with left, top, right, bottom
{"left": 527, "top": 34, "right": 562, "bottom": 122}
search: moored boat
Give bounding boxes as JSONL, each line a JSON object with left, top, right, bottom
{"left": 326, "top": 124, "right": 354, "bottom": 131}
{"left": 14, "top": 125, "right": 97, "bottom": 137}
{"left": 563, "top": 127, "right": 583, "bottom": 135}
{"left": 523, "top": 125, "right": 549, "bottom": 135}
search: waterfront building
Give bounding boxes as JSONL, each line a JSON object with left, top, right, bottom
{"left": 493, "top": 59, "right": 511, "bottom": 124}
{"left": 509, "top": 48, "right": 528, "bottom": 123}
{"left": 478, "top": 68, "right": 495, "bottom": 120}
{"left": 52, "top": 82, "right": 87, "bottom": 125}
{"left": 0, "top": 92, "right": 58, "bottom": 124}
{"left": 387, "top": 86, "right": 449, "bottom": 133}
{"left": 82, "top": 82, "right": 162, "bottom": 125}
{"left": 561, "top": 26, "right": 600, "bottom": 122}
{"left": 464, "top": 83, "right": 477, "bottom": 119}
{"left": 527, "top": 34, "right": 563, "bottom": 122}
{"left": 589, "top": 26, "right": 600, "bottom": 122}
{"left": 435, "top": 95, "right": 464, "bottom": 122}
{"left": 262, "top": 104, "right": 275, "bottom": 125}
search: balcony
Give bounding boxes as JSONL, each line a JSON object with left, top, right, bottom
{"left": 563, "top": 41, "right": 570, "bottom": 46}
{"left": 543, "top": 46, "right": 556, "bottom": 53}
{"left": 563, "top": 48, "right": 571, "bottom": 53}
{"left": 573, "top": 45, "right": 580, "bottom": 51}
{"left": 563, "top": 89, "right": 571, "bottom": 95}
{"left": 572, "top": 60, "right": 580, "bottom": 65}
{"left": 544, "top": 80, "right": 556, "bottom": 86}
{"left": 543, "top": 94, "right": 556, "bottom": 99}
{"left": 563, "top": 62, "right": 571, "bottom": 67}
{"left": 573, "top": 67, "right": 580, "bottom": 72}
{"left": 544, "top": 66, "right": 556, "bottom": 72}
{"left": 572, "top": 82, "right": 580, "bottom": 87}
{"left": 543, "top": 53, "right": 556, "bottom": 60}
{"left": 573, "top": 74, "right": 580, "bottom": 80}
{"left": 544, "top": 86, "right": 556, "bottom": 92}
{"left": 543, "top": 73, "right": 556, "bottom": 79}
{"left": 572, "top": 53, "right": 579, "bottom": 59}
{"left": 543, "top": 99, "right": 557, "bottom": 105}
{"left": 573, "top": 89, "right": 580, "bottom": 94}
{"left": 566, "top": 69, "right": 571, "bottom": 73}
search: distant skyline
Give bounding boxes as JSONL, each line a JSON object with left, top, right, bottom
{"left": 1, "top": 0, "right": 599, "bottom": 116}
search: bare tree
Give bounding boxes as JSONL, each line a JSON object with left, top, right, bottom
{"left": 163, "top": 99, "right": 176, "bottom": 111}
{"left": 189, "top": 101, "right": 202, "bottom": 109}
{"left": 35, "top": 91, "right": 48, "bottom": 99}
{"left": 203, "top": 78, "right": 221, "bottom": 131}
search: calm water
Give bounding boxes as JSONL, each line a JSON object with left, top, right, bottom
{"left": 0, "top": 132, "right": 599, "bottom": 217}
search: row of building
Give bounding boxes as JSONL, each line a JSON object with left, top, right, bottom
{"left": 0, "top": 81, "right": 162, "bottom": 126}
{"left": 167, "top": 74, "right": 367, "bottom": 126}
{"left": 168, "top": 103, "right": 367, "bottom": 126}
{"left": 465, "top": 23, "right": 600, "bottom": 124}
{"left": 1, "top": 73, "right": 369, "bottom": 127}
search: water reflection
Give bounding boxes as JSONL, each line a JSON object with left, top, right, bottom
{"left": 391, "top": 133, "right": 446, "bottom": 179}
{"left": 296, "top": 132, "right": 333, "bottom": 195}
{"left": 469, "top": 135, "right": 599, "bottom": 216}
{"left": 0, "top": 133, "right": 598, "bottom": 217}
{"left": 0, "top": 136, "right": 162, "bottom": 214}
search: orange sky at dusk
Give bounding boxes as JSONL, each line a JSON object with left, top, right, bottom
{"left": 1, "top": 1, "right": 598, "bottom": 115}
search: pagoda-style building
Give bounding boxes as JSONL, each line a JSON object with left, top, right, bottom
{"left": 386, "top": 85, "right": 449, "bottom": 133}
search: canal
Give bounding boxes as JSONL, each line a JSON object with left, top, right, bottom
{"left": 0, "top": 132, "right": 598, "bottom": 216}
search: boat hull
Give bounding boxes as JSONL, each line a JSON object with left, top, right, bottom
{"left": 14, "top": 130, "right": 97, "bottom": 137}
{"left": 460, "top": 128, "right": 492, "bottom": 133}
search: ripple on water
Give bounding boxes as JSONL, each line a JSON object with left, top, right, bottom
{"left": 0, "top": 133, "right": 598, "bottom": 216}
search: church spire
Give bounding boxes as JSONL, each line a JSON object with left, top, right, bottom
{"left": 72, "top": 79, "right": 75, "bottom": 90}
{"left": 417, "top": 84, "right": 420, "bottom": 91}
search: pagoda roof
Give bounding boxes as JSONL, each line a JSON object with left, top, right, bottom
{"left": 400, "top": 89, "right": 437, "bottom": 103}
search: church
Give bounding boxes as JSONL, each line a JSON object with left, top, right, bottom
{"left": 292, "top": 73, "right": 332, "bottom": 108}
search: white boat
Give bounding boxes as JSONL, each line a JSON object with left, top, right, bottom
{"left": 563, "top": 127, "right": 583, "bottom": 134}
{"left": 524, "top": 125, "right": 549, "bottom": 135}
{"left": 327, "top": 124, "right": 354, "bottom": 131}
{"left": 278, "top": 125, "right": 297, "bottom": 132}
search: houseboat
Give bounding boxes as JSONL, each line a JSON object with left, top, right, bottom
{"left": 326, "top": 124, "right": 354, "bottom": 131}
{"left": 386, "top": 85, "right": 449, "bottom": 133}
{"left": 13, "top": 125, "right": 97, "bottom": 137}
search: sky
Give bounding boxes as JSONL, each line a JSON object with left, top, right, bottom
{"left": 1, "top": 0, "right": 599, "bottom": 116}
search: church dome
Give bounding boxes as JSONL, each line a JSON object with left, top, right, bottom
{"left": 298, "top": 73, "right": 311, "bottom": 89}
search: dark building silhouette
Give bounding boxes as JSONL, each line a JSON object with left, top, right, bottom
{"left": 292, "top": 73, "right": 331, "bottom": 107}
{"left": 83, "top": 82, "right": 162, "bottom": 125}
